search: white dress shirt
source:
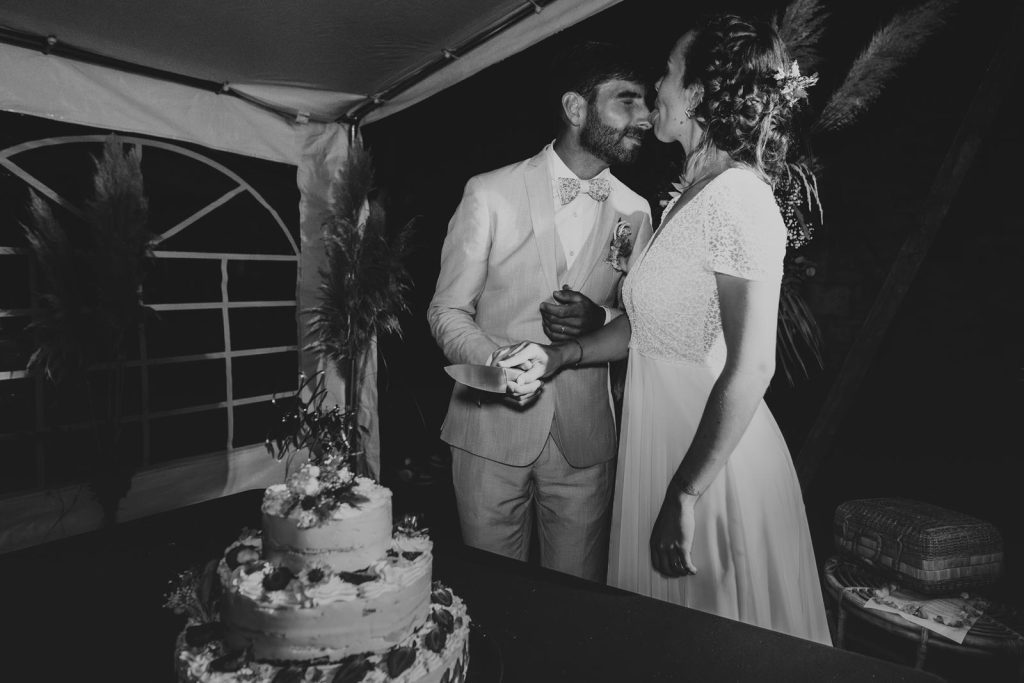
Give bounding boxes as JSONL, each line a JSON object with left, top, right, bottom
{"left": 544, "top": 143, "right": 618, "bottom": 324}
{"left": 546, "top": 143, "right": 612, "bottom": 270}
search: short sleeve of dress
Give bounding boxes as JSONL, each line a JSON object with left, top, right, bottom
{"left": 702, "top": 169, "right": 786, "bottom": 282}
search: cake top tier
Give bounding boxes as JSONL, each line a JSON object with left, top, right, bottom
{"left": 262, "top": 463, "right": 390, "bottom": 528}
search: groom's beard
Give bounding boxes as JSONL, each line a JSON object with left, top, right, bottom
{"left": 581, "top": 110, "right": 646, "bottom": 165}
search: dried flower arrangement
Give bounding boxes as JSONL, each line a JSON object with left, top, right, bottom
{"left": 769, "top": 0, "right": 955, "bottom": 385}
{"left": 23, "top": 134, "right": 153, "bottom": 524}
{"left": 276, "top": 139, "right": 415, "bottom": 479}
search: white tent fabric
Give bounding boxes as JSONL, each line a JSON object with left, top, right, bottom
{"left": 0, "top": 0, "right": 623, "bottom": 550}
{"left": 0, "top": 42, "right": 313, "bottom": 165}
{"left": 0, "top": 0, "right": 624, "bottom": 124}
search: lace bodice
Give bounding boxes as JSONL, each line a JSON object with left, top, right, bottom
{"left": 622, "top": 168, "right": 785, "bottom": 369}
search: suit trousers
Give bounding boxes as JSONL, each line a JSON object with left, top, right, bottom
{"left": 451, "top": 437, "right": 614, "bottom": 583}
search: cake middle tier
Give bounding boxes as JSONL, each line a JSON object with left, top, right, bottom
{"left": 219, "top": 533, "right": 433, "bottom": 663}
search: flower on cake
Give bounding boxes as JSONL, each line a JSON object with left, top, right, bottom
{"left": 234, "top": 564, "right": 272, "bottom": 601}
{"left": 431, "top": 582, "right": 454, "bottom": 607}
{"left": 224, "top": 543, "right": 260, "bottom": 570}
{"left": 296, "top": 509, "right": 319, "bottom": 528}
{"left": 288, "top": 464, "right": 322, "bottom": 497}
{"left": 264, "top": 462, "right": 370, "bottom": 528}
{"left": 394, "top": 533, "right": 431, "bottom": 555}
{"left": 395, "top": 512, "right": 428, "bottom": 537}
{"left": 304, "top": 565, "right": 328, "bottom": 584}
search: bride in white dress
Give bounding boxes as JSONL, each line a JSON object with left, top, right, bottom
{"left": 495, "top": 14, "right": 831, "bottom": 645}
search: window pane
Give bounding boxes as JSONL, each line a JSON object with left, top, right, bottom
{"left": 149, "top": 409, "right": 227, "bottom": 464}
{"left": 145, "top": 259, "right": 222, "bottom": 304}
{"left": 149, "top": 359, "right": 225, "bottom": 412}
{"left": 43, "top": 421, "right": 141, "bottom": 488}
{"left": 41, "top": 368, "right": 143, "bottom": 426}
{"left": 228, "top": 260, "right": 297, "bottom": 301}
{"left": 145, "top": 309, "right": 224, "bottom": 358}
{"left": 234, "top": 399, "right": 280, "bottom": 450}
{"left": 229, "top": 307, "right": 296, "bottom": 351}
{"left": 232, "top": 351, "right": 298, "bottom": 400}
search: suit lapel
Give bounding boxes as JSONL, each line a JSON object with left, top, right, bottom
{"left": 524, "top": 155, "right": 559, "bottom": 292}
{"left": 568, "top": 191, "right": 617, "bottom": 291}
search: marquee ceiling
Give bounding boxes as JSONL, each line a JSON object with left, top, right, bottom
{"left": 0, "top": 0, "right": 623, "bottom": 124}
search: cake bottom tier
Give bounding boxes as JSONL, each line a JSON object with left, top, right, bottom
{"left": 175, "top": 593, "right": 470, "bottom": 683}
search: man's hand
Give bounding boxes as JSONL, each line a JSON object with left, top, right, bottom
{"left": 490, "top": 341, "right": 544, "bottom": 408}
{"left": 540, "top": 286, "right": 605, "bottom": 341}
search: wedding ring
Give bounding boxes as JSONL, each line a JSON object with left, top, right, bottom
{"left": 559, "top": 325, "right": 565, "bottom": 333}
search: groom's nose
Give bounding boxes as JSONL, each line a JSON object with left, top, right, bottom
{"left": 635, "top": 110, "right": 652, "bottom": 130}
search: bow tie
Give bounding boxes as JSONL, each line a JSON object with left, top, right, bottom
{"left": 556, "top": 176, "right": 611, "bottom": 205}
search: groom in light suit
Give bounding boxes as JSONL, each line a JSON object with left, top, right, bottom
{"left": 428, "top": 43, "right": 653, "bottom": 582}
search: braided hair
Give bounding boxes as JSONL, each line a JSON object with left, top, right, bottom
{"left": 681, "top": 14, "right": 798, "bottom": 183}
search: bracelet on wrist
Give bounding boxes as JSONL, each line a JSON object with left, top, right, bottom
{"left": 569, "top": 337, "right": 584, "bottom": 368}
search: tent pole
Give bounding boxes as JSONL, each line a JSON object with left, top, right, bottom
{"left": 0, "top": 26, "right": 339, "bottom": 125}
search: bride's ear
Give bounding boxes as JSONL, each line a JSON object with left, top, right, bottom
{"left": 561, "top": 91, "right": 587, "bottom": 128}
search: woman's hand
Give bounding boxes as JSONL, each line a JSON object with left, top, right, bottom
{"left": 650, "top": 483, "right": 699, "bottom": 578}
{"left": 491, "top": 341, "right": 574, "bottom": 402}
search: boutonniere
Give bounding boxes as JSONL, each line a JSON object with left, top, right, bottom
{"left": 605, "top": 219, "right": 633, "bottom": 272}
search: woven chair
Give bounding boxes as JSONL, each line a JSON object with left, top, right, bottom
{"left": 823, "top": 556, "right": 1024, "bottom": 678}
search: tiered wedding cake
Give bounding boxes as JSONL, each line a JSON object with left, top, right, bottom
{"left": 171, "top": 463, "right": 470, "bottom": 683}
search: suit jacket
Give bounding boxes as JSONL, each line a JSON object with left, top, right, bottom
{"left": 428, "top": 148, "right": 653, "bottom": 467}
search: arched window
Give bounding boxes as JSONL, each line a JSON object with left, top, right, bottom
{"left": 0, "top": 134, "right": 300, "bottom": 495}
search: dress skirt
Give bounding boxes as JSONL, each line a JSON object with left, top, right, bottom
{"left": 608, "top": 348, "right": 833, "bottom": 645}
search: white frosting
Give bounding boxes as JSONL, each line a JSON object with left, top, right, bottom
{"left": 233, "top": 565, "right": 271, "bottom": 602}
{"left": 176, "top": 593, "right": 471, "bottom": 683}
{"left": 303, "top": 575, "right": 359, "bottom": 603}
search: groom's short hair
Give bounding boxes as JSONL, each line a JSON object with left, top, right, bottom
{"left": 549, "top": 41, "right": 648, "bottom": 127}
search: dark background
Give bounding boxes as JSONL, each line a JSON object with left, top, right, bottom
{"left": 364, "top": 0, "right": 1023, "bottom": 606}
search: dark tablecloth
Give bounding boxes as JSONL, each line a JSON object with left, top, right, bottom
{"left": 0, "top": 490, "right": 945, "bottom": 682}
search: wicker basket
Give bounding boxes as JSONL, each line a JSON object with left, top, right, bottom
{"left": 833, "top": 498, "right": 1003, "bottom": 595}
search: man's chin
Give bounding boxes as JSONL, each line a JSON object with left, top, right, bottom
{"left": 611, "top": 145, "right": 643, "bottom": 165}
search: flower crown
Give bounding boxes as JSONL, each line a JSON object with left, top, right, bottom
{"left": 773, "top": 61, "right": 819, "bottom": 106}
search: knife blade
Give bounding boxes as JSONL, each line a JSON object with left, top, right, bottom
{"left": 445, "top": 364, "right": 524, "bottom": 393}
